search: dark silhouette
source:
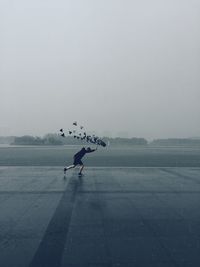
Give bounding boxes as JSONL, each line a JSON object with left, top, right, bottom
{"left": 64, "top": 147, "right": 97, "bottom": 176}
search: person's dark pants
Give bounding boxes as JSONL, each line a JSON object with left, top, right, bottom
{"left": 73, "top": 159, "right": 83, "bottom": 166}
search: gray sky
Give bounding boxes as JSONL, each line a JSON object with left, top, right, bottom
{"left": 1, "top": 0, "right": 200, "bottom": 139}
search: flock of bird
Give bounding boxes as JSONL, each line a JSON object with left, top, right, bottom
{"left": 59, "top": 122, "right": 106, "bottom": 147}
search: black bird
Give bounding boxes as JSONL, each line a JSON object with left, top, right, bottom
{"left": 61, "top": 133, "right": 65, "bottom": 137}
{"left": 73, "top": 122, "right": 77, "bottom": 126}
{"left": 69, "top": 131, "right": 72, "bottom": 135}
{"left": 60, "top": 129, "right": 63, "bottom": 132}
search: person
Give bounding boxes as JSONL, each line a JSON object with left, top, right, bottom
{"left": 64, "top": 146, "right": 97, "bottom": 176}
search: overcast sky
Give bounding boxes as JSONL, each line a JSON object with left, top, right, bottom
{"left": 1, "top": 0, "right": 200, "bottom": 139}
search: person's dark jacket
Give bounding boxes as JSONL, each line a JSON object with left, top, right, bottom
{"left": 74, "top": 147, "right": 95, "bottom": 161}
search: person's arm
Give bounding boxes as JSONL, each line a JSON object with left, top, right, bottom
{"left": 86, "top": 148, "right": 96, "bottom": 153}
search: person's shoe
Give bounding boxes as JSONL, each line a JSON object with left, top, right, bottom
{"left": 64, "top": 168, "right": 67, "bottom": 174}
{"left": 78, "top": 172, "right": 83, "bottom": 177}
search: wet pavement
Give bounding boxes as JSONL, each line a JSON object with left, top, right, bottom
{"left": 0, "top": 167, "right": 200, "bottom": 267}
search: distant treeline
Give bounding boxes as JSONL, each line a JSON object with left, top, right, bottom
{"left": 107, "top": 137, "right": 147, "bottom": 146}
{"left": 12, "top": 134, "right": 62, "bottom": 146}
{"left": 151, "top": 138, "right": 200, "bottom": 146}
{"left": 1, "top": 135, "right": 200, "bottom": 147}
{"left": 9, "top": 134, "right": 148, "bottom": 146}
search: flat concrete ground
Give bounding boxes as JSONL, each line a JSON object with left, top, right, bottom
{"left": 0, "top": 167, "right": 200, "bottom": 267}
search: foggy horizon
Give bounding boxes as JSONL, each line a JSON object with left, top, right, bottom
{"left": 1, "top": 0, "right": 200, "bottom": 140}
{"left": 1, "top": 129, "right": 200, "bottom": 142}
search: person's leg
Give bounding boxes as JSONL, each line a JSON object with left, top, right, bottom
{"left": 79, "top": 164, "right": 84, "bottom": 175}
{"left": 64, "top": 164, "right": 75, "bottom": 174}
{"left": 67, "top": 165, "right": 76, "bottom": 170}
